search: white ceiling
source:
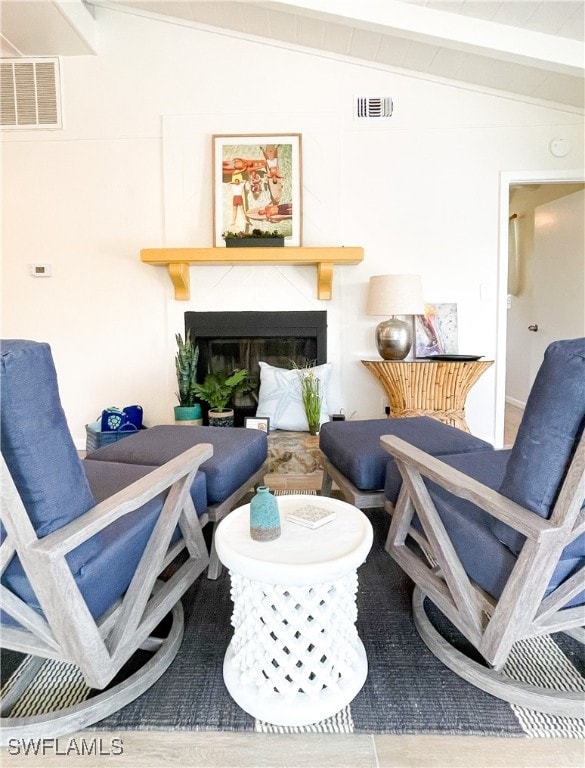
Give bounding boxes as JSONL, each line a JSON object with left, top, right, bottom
{"left": 1, "top": 0, "right": 584, "bottom": 110}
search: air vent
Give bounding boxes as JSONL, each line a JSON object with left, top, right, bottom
{"left": 354, "top": 96, "right": 393, "bottom": 119}
{"left": 1, "top": 58, "right": 62, "bottom": 130}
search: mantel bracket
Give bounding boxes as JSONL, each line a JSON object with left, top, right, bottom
{"left": 168, "top": 263, "right": 190, "bottom": 301}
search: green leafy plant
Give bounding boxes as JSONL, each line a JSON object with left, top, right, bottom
{"left": 222, "top": 228, "right": 281, "bottom": 240}
{"left": 192, "top": 369, "right": 249, "bottom": 412}
{"left": 175, "top": 331, "right": 199, "bottom": 407}
{"left": 296, "top": 363, "right": 322, "bottom": 432}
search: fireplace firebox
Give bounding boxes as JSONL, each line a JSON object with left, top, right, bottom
{"left": 185, "top": 311, "right": 327, "bottom": 426}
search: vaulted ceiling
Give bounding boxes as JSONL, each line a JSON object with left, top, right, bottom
{"left": 1, "top": 0, "right": 584, "bottom": 110}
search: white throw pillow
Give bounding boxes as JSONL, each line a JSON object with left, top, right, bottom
{"left": 256, "top": 362, "right": 332, "bottom": 431}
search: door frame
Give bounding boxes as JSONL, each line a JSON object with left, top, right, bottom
{"left": 496, "top": 169, "right": 585, "bottom": 447}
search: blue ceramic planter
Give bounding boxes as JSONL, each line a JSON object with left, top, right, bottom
{"left": 174, "top": 404, "right": 203, "bottom": 425}
{"left": 250, "top": 486, "right": 281, "bottom": 542}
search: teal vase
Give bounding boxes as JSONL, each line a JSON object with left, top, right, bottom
{"left": 250, "top": 486, "right": 280, "bottom": 542}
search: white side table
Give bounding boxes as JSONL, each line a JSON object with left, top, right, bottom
{"left": 215, "top": 494, "right": 373, "bottom": 726}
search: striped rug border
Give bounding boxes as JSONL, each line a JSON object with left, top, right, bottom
{"left": 1, "top": 656, "right": 90, "bottom": 718}
{"left": 503, "top": 634, "right": 585, "bottom": 738}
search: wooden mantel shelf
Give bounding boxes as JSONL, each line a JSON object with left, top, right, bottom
{"left": 140, "top": 246, "right": 364, "bottom": 301}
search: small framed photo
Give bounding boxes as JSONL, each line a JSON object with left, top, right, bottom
{"left": 245, "top": 417, "right": 270, "bottom": 434}
{"left": 212, "top": 133, "right": 302, "bottom": 247}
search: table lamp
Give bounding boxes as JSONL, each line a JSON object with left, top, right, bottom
{"left": 366, "top": 274, "right": 424, "bottom": 360}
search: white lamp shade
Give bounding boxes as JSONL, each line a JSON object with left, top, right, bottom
{"left": 366, "top": 274, "right": 424, "bottom": 316}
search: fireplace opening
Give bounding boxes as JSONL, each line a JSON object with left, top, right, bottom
{"left": 185, "top": 311, "right": 327, "bottom": 426}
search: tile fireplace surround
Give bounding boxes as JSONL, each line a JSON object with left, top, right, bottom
{"left": 265, "top": 430, "right": 324, "bottom": 491}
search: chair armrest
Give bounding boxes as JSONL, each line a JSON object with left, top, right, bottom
{"left": 32, "top": 443, "right": 213, "bottom": 560}
{"left": 380, "top": 435, "right": 556, "bottom": 542}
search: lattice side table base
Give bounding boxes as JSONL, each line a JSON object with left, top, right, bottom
{"left": 223, "top": 571, "right": 368, "bottom": 726}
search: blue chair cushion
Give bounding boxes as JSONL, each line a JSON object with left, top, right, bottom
{"left": 425, "top": 451, "right": 516, "bottom": 600}
{"left": 320, "top": 417, "right": 493, "bottom": 492}
{"left": 493, "top": 338, "right": 585, "bottom": 556}
{"left": 422, "top": 451, "right": 583, "bottom": 607}
{"left": 1, "top": 461, "right": 193, "bottom": 628}
{"left": 85, "top": 425, "right": 267, "bottom": 505}
{"left": 385, "top": 446, "right": 511, "bottom": 506}
{"left": 83, "top": 459, "right": 208, "bottom": 518}
{"left": 0, "top": 340, "right": 96, "bottom": 537}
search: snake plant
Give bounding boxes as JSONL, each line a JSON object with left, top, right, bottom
{"left": 175, "top": 331, "right": 199, "bottom": 407}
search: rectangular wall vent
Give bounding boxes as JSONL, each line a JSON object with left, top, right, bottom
{"left": 354, "top": 96, "right": 393, "bottom": 119}
{"left": 1, "top": 58, "right": 62, "bottom": 130}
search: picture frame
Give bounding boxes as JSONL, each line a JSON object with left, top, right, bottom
{"left": 415, "top": 303, "right": 459, "bottom": 358}
{"left": 212, "top": 134, "right": 302, "bottom": 247}
{"left": 244, "top": 417, "right": 270, "bottom": 434}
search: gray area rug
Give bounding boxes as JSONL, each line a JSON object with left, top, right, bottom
{"left": 3, "top": 506, "right": 583, "bottom": 736}
{"left": 93, "top": 507, "right": 584, "bottom": 736}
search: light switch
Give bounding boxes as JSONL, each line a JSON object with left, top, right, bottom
{"left": 29, "top": 264, "right": 52, "bottom": 277}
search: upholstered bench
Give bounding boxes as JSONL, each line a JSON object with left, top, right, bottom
{"left": 320, "top": 416, "right": 493, "bottom": 508}
{"left": 85, "top": 425, "right": 268, "bottom": 577}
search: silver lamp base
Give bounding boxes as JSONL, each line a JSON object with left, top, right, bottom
{"left": 375, "top": 317, "right": 412, "bottom": 360}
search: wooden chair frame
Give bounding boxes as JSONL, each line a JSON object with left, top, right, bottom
{"left": 381, "top": 433, "right": 585, "bottom": 717}
{"left": 0, "top": 443, "right": 213, "bottom": 743}
{"left": 201, "top": 462, "right": 267, "bottom": 579}
{"left": 320, "top": 455, "right": 386, "bottom": 509}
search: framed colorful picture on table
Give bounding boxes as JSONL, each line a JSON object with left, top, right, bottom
{"left": 244, "top": 417, "right": 270, "bottom": 434}
{"left": 212, "top": 134, "right": 302, "bottom": 247}
{"left": 415, "top": 303, "right": 459, "bottom": 357}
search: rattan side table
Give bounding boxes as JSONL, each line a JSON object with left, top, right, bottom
{"left": 362, "top": 359, "right": 493, "bottom": 432}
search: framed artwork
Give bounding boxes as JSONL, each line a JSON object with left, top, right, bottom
{"left": 212, "top": 134, "right": 302, "bottom": 247}
{"left": 244, "top": 416, "right": 270, "bottom": 434}
{"left": 415, "top": 303, "right": 459, "bottom": 357}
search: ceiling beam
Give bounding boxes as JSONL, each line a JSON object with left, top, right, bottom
{"left": 0, "top": 0, "right": 96, "bottom": 56}
{"left": 263, "top": 0, "right": 584, "bottom": 76}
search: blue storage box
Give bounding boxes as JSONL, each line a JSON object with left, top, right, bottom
{"left": 85, "top": 420, "right": 144, "bottom": 453}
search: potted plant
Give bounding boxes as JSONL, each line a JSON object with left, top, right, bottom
{"left": 174, "top": 331, "right": 203, "bottom": 425}
{"left": 222, "top": 228, "right": 284, "bottom": 248}
{"left": 192, "top": 368, "right": 249, "bottom": 427}
{"left": 297, "top": 365, "right": 323, "bottom": 435}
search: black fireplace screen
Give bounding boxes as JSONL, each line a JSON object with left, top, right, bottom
{"left": 184, "top": 311, "right": 327, "bottom": 425}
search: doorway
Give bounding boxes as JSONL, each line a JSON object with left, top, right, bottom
{"left": 496, "top": 171, "right": 585, "bottom": 447}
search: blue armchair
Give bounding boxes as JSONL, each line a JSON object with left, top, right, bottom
{"left": 1, "top": 340, "right": 213, "bottom": 741}
{"left": 382, "top": 338, "right": 585, "bottom": 715}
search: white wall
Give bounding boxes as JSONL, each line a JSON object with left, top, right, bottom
{"left": 2, "top": 6, "right": 584, "bottom": 446}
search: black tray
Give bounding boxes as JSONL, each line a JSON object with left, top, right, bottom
{"left": 421, "top": 354, "right": 484, "bottom": 361}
